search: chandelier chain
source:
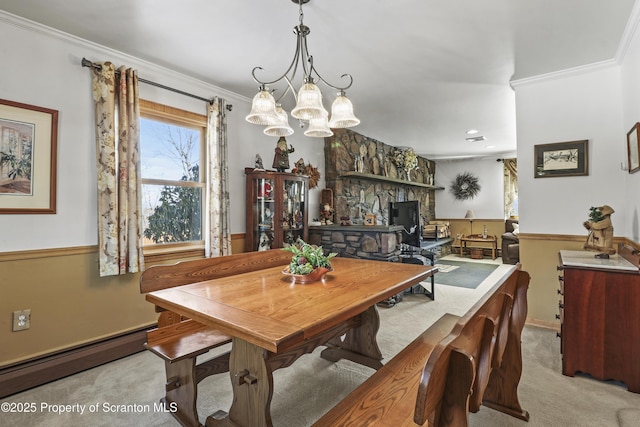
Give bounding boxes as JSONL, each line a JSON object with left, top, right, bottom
{"left": 298, "top": 0, "right": 304, "bottom": 26}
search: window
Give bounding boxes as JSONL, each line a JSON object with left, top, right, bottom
{"left": 503, "top": 158, "right": 518, "bottom": 219}
{"left": 139, "top": 100, "right": 206, "bottom": 258}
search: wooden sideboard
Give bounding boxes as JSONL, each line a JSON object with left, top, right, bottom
{"left": 558, "top": 247, "right": 640, "bottom": 393}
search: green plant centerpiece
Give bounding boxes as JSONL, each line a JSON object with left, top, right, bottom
{"left": 282, "top": 239, "right": 337, "bottom": 283}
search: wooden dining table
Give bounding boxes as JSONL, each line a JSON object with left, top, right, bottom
{"left": 145, "top": 256, "right": 437, "bottom": 427}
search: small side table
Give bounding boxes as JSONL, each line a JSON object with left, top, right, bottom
{"left": 460, "top": 235, "right": 498, "bottom": 259}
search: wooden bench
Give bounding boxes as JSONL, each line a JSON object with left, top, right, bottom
{"left": 139, "top": 249, "right": 293, "bottom": 427}
{"left": 313, "top": 264, "right": 530, "bottom": 427}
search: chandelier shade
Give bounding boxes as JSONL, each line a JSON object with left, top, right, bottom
{"left": 291, "top": 81, "right": 328, "bottom": 120}
{"left": 304, "top": 116, "right": 333, "bottom": 138}
{"left": 328, "top": 92, "right": 360, "bottom": 128}
{"left": 245, "top": 88, "right": 278, "bottom": 125}
{"left": 246, "top": 0, "right": 359, "bottom": 137}
{"left": 264, "top": 104, "right": 294, "bottom": 137}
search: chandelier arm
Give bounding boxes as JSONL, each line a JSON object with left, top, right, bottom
{"left": 301, "top": 36, "right": 353, "bottom": 91}
{"left": 273, "top": 77, "right": 295, "bottom": 104}
{"left": 250, "top": 30, "right": 306, "bottom": 87}
{"left": 311, "top": 67, "right": 354, "bottom": 92}
{"left": 298, "top": 25, "right": 312, "bottom": 79}
{"left": 275, "top": 75, "right": 298, "bottom": 105}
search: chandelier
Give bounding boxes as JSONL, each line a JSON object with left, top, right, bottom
{"left": 245, "top": 0, "right": 360, "bottom": 138}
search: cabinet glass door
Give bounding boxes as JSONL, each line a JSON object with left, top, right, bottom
{"left": 254, "top": 177, "right": 275, "bottom": 251}
{"left": 282, "top": 179, "right": 305, "bottom": 246}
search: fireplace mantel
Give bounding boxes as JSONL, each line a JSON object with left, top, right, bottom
{"left": 340, "top": 172, "right": 444, "bottom": 190}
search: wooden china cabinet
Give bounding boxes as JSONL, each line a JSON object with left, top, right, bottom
{"left": 557, "top": 246, "right": 640, "bottom": 393}
{"left": 245, "top": 168, "right": 309, "bottom": 252}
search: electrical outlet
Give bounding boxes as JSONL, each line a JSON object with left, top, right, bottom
{"left": 12, "top": 309, "right": 31, "bottom": 331}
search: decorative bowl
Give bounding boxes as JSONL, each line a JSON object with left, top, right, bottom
{"left": 282, "top": 266, "right": 333, "bottom": 284}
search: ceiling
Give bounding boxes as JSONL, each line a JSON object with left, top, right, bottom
{"left": 0, "top": 0, "right": 635, "bottom": 159}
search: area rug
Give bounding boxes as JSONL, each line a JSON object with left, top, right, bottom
{"left": 431, "top": 260, "right": 499, "bottom": 289}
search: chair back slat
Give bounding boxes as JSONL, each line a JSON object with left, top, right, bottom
{"left": 140, "top": 249, "right": 292, "bottom": 293}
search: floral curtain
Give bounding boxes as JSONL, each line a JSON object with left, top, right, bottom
{"left": 503, "top": 158, "right": 518, "bottom": 218}
{"left": 207, "top": 97, "right": 232, "bottom": 257}
{"left": 91, "top": 62, "right": 144, "bottom": 276}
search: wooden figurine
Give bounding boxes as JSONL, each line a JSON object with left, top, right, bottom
{"left": 583, "top": 205, "right": 615, "bottom": 254}
{"left": 272, "top": 136, "right": 295, "bottom": 172}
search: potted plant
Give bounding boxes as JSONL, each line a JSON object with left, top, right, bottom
{"left": 282, "top": 239, "right": 337, "bottom": 283}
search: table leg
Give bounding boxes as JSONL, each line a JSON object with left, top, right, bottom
{"left": 320, "top": 305, "right": 383, "bottom": 370}
{"left": 206, "top": 338, "right": 274, "bottom": 427}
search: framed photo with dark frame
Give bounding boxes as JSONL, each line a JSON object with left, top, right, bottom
{"left": 534, "top": 140, "right": 588, "bottom": 178}
{"left": 0, "top": 99, "right": 58, "bottom": 214}
{"left": 627, "top": 122, "right": 640, "bottom": 174}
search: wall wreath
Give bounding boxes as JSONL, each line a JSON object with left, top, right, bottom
{"left": 450, "top": 172, "right": 481, "bottom": 200}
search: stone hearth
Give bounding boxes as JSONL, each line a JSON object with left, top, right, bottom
{"left": 309, "top": 225, "right": 403, "bottom": 262}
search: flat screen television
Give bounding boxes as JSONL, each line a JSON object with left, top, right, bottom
{"left": 389, "top": 200, "right": 421, "bottom": 247}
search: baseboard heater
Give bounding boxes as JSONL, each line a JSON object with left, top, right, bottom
{"left": 0, "top": 326, "right": 150, "bottom": 399}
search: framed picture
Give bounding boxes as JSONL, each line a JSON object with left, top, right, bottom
{"left": 534, "top": 140, "right": 588, "bottom": 178}
{"left": 364, "top": 213, "right": 377, "bottom": 226}
{"left": 0, "top": 99, "right": 58, "bottom": 213}
{"left": 627, "top": 123, "right": 640, "bottom": 174}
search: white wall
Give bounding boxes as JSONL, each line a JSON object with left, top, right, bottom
{"left": 512, "top": 65, "right": 628, "bottom": 236}
{"left": 0, "top": 13, "right": 326, "bottom": 252}
{"left": 434, "top": 157, "right": 506, "bottom": 220}
{"left": 620, "top": 6, "right": 640, "bottom": 241}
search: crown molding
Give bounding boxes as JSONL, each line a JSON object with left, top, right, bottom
{"left": 511, "top": 3, "right": 640, "bottom": 89}
{"left": 510, "top": 59, "right": 618, "bottom": 88}
{"left": 615, "top": 0, "right": 640, "bottom": 65}
{"left": 0, "top": 10, "right": 250, "bottom": 103}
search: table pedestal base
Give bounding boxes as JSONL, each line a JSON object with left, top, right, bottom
{"left": 206, "top": 305, "right": 383, "bottom": 427}
{"left": 320, "top": 305, "right": 384, "bottom": 370}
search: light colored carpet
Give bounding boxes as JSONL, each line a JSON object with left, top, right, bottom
{"left": 2, "top": 255, "right": 639, "bottom": 426}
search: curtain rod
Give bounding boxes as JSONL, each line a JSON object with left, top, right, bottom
{"left": 81, "top": 58, "right": 232, "bottom": 111}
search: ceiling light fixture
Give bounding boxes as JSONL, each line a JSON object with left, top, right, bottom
{"left": 466, "top": 129, "right": 479, "bottom": 135}
{"left": 245, "top": 0, "right": 359, "bottom": 138}
{"left": 465, "top": 136, "right": 487, "bottom": 142}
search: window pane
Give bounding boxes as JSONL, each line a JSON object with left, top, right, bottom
{"left": 140, "top": 118, "right": 201, "bottom": 182}
{"left": 142, "top": 184, "right": 202, "bottom": 244}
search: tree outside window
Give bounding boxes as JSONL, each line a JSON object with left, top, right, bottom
{"left": 140, "top": 101, "right": 206, "bottom": 247}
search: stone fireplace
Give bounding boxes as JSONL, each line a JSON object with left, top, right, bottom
{"left": 310, "top": 129, "right": 444, "bottom": 266}
{"left": 322, "top": 129, "right": 442, "bottom": 226}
